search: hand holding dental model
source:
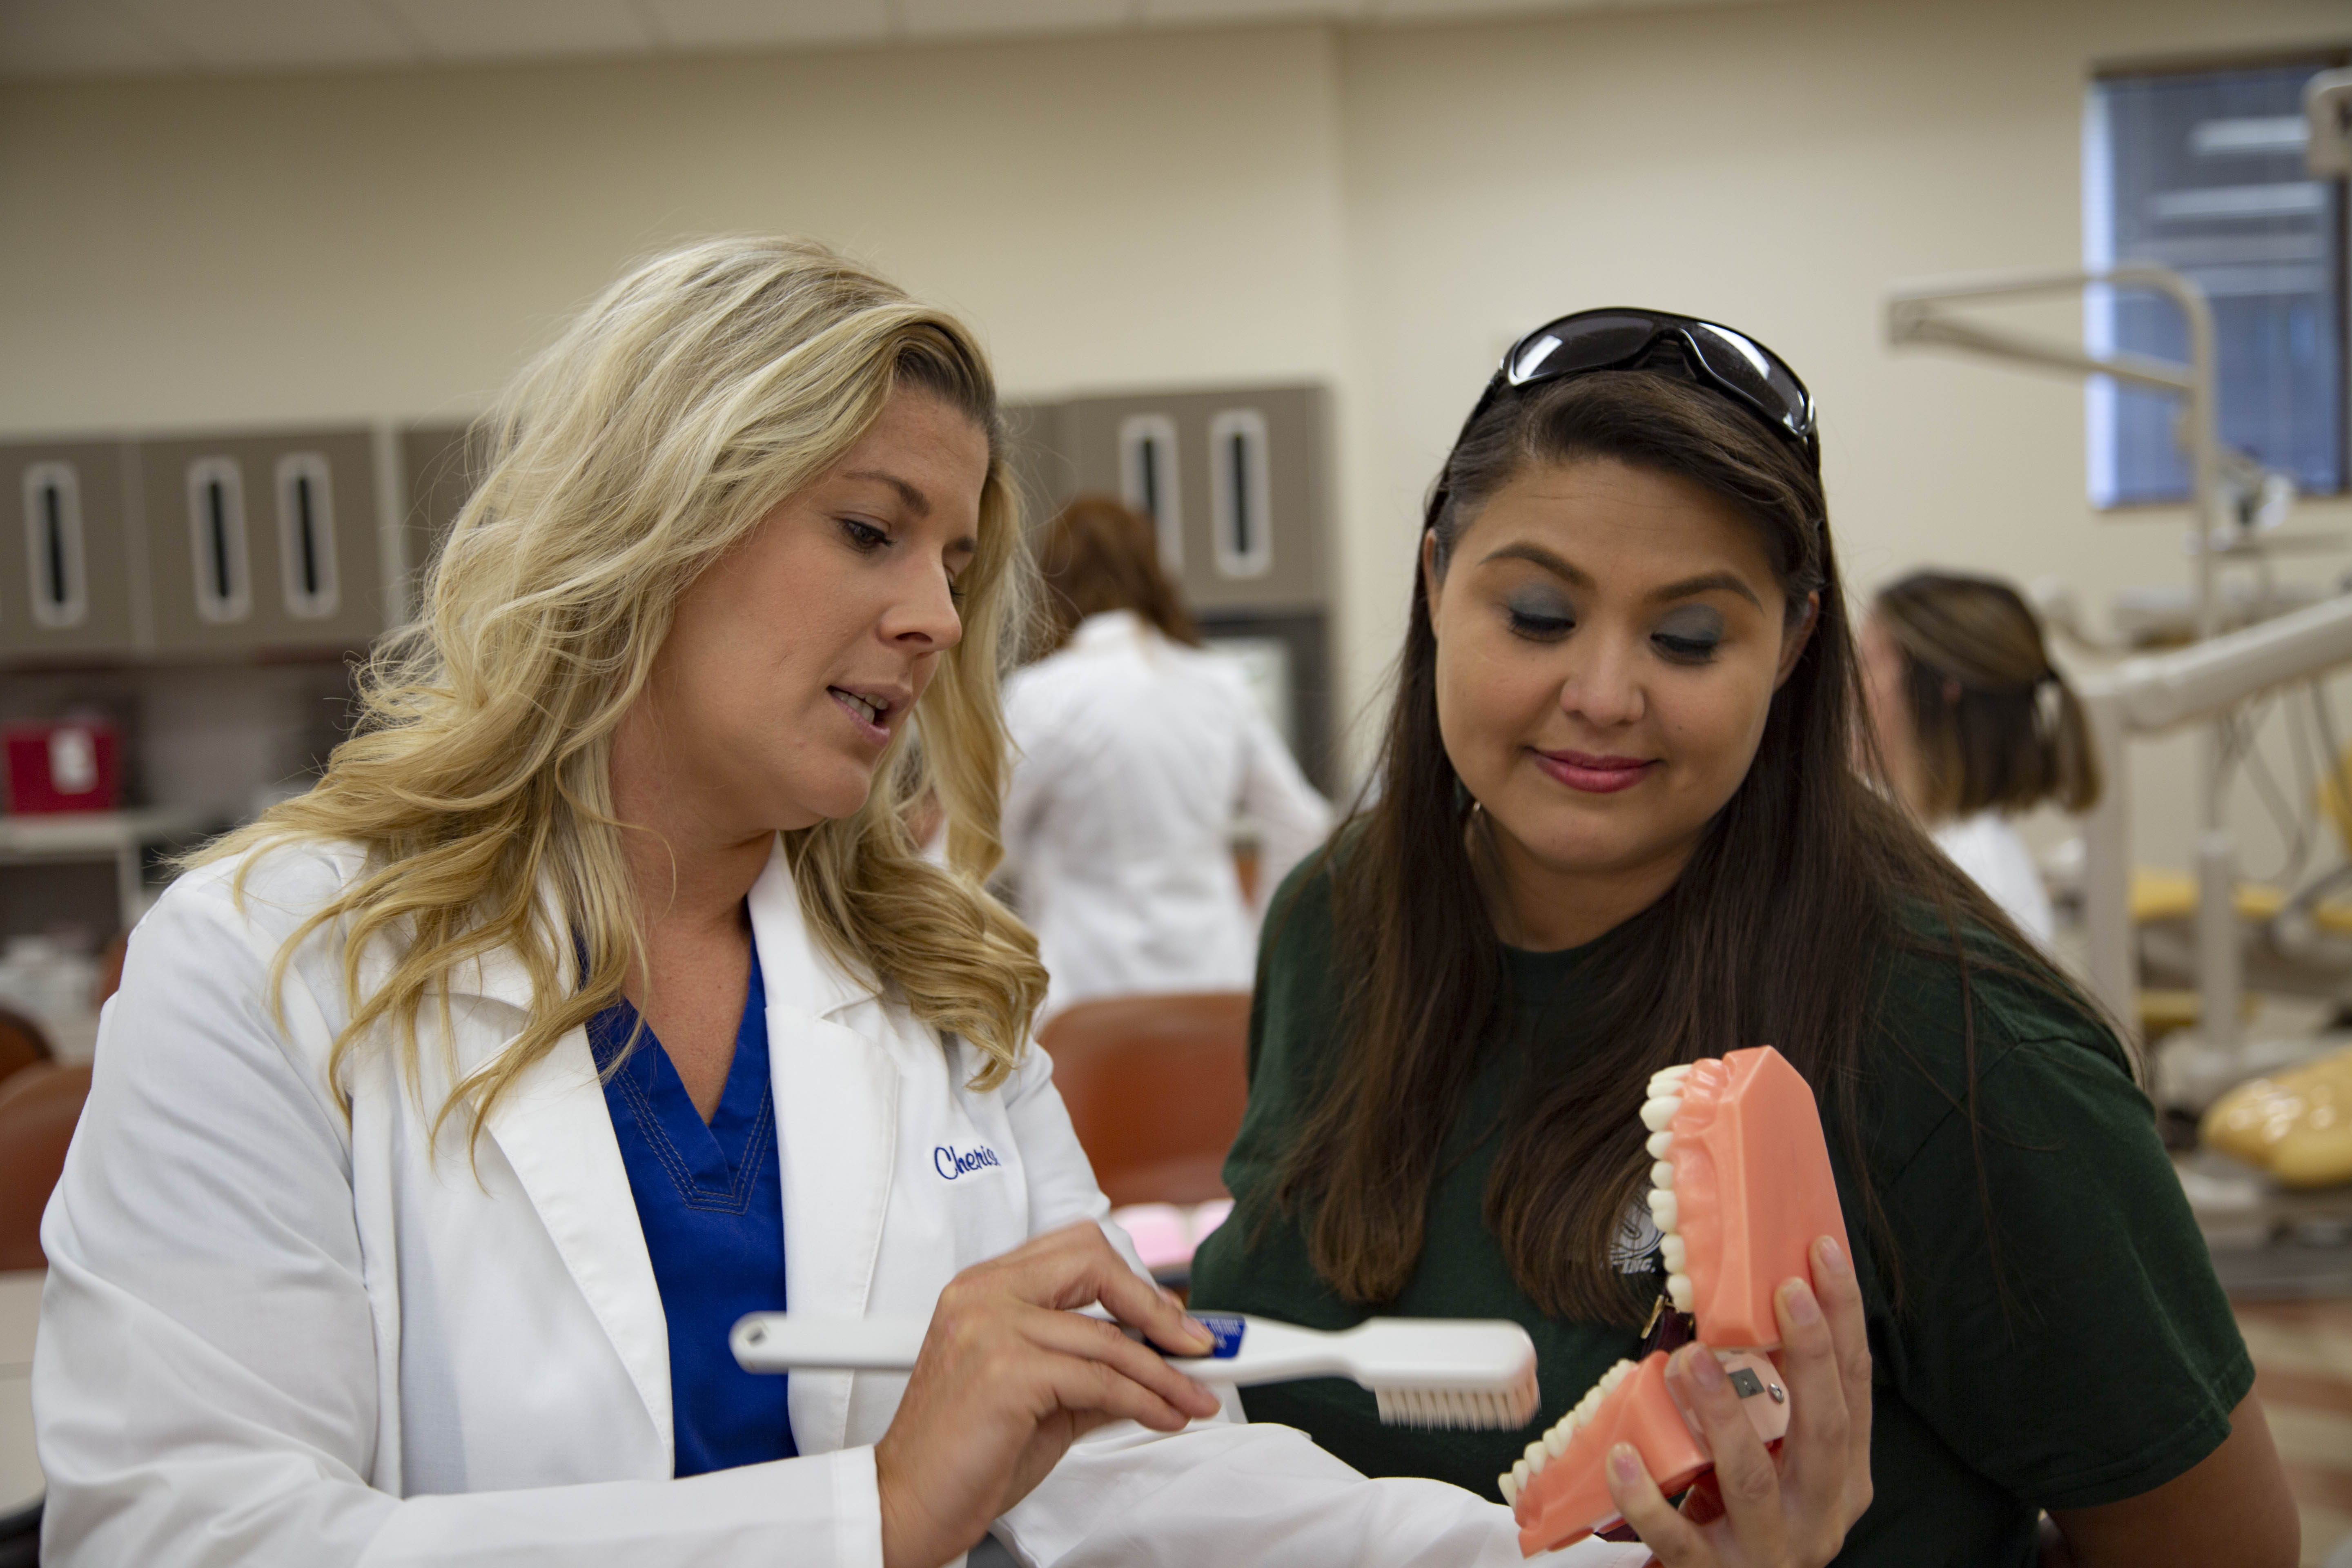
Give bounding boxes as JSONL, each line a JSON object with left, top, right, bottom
{"left": 1509, "top": 1048, "right": 1871, "bottom": 1568}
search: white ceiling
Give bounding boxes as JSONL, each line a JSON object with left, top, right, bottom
{"left": 0, "top": 0, "right": 1765, "bottom": 81}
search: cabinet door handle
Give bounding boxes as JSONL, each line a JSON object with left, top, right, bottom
{"left": 1209, "top": 409, "right": 1272, "bottom": 580}
{"left": 21, "top": 461, "right": 88, "bottom": 630}
{"left": 274, "top": 453, "right": 339, "bottom": 620}
{"left": 1118, "top": 414, "right": 1183, "bottom": 573}
{"left": 185, "top": 457, "right": 251, "bottom": 624}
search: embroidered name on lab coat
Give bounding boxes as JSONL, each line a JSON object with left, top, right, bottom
{"left": 934, "top": 1143, "right": 1004, "bottom": 1180}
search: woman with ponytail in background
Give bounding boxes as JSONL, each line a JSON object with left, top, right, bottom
{"left": 1858, "top": 572, "right": 2099, "bottom": 950}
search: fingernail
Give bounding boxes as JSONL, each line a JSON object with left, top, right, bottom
{"left": 1686, "top": 1345, "right": 1726, "bottom": 1392}
{"left": 1783, "top": 1278, "right": 1822, "bottom": 1325}
{"left": 1609, "top": 1443, "right": 1642, "bottom": 1484}
{"left": 1185, "top": 1315, "right": 1214, "bottom": 1344}
{"left": 1816, "top": 1236, "right": 1849, "bottom": 1276}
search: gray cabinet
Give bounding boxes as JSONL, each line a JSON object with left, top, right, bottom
{"left": 1006, "top": 383, "right": 1336, "bottom": 791}
{"left": 1054, "top": 384, "right": 1331, "bottom": 618}
{"left": 138, "top": 429, "right": 388, "bottom": 656}
{"left": 0, "top": 441, "right": 140, "bottom": 662}
{"left": 396, "top": 423, "right": 488, "bottom": 596}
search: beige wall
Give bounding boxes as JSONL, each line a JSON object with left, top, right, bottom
{"left": 0, "top": 25, "right": 1350, "bottom": 430}
{"left": 2, "top": 0, "right": 2349, "bottom": 870}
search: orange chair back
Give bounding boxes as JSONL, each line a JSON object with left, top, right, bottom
{"left": 1037, "top": 992, "right": 1251, "bottom": 1208}
{"left": 0, "top": 1061, "right": 91, "bottom": 1271}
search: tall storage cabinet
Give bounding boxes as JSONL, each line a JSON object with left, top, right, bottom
{"left": 0, "top": 441, "right": 141, "bottom": 662}
{"left": 1057, "top": 386, "right": 1329, "bottom": 618}
{"left": 1009, "top": 383, "right": 1338, "bottom": 791}
{"left": 138, "top": 429, "right": 388, "bottom": 656}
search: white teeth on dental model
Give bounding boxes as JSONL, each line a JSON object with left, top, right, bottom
{"left": 1661, "top": 1234, "right": 1686, "bottom": 1272}
{"left": 1499, "top": 1469, "right": 1519, "bottom": 1505}
{"left": 1667, "top": 1273, "right": 1695, "bottom": 1312}
{"left": 1521, "top": 1353, "right": 1653, "bottom": 1498}
{"left": 1648, "top": 1190, "right": 1678, "bottom": 1231}
{"left": 1651, "top": 1160, "right": 1675, "bottom": 1190}
{"left": 1640, "top": 1096, "right": 1682, "bottom": 1132}
{"left": 1646, "top": 1129, "right": 1674, "bottom": 1159}
{"left": 1647, "top": 1066, "right": 1689, "bottom": 1095}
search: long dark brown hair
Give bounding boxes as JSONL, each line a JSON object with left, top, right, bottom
{"left": 1276, "top": 370, "right": 2094, "bottom": 1323}
{"left": 1033, "top": 494, "right": 1200, "bottom": 655}
{"left": 1875, "top": 571, "right": 2101, "bottom": 820}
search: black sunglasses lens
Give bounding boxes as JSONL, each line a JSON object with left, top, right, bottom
{"left": 1506, "top": 312, "right": 1662, "bottom": 384}
{"left": 1685, "top": 323, "right": 1812, "bottom": 435}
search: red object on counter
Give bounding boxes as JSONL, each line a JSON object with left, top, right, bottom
{"left": 3, "top": 720, "right": 121, "bottom": 813}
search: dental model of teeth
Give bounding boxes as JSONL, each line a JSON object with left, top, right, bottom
{"left": 1498, "top": 1356, "right": 1641, "bottom": 1508}
{"left": 1506, "top": 1046, "right": 1851, "bottom": 1556}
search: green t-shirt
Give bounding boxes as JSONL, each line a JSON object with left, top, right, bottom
{"left": 1188, "top": 859, "right": 2253, "bottom": 1567}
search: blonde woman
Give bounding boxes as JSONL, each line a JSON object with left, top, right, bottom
{"left": 29, "top": 240, "right": 1697, "bottom": 1568}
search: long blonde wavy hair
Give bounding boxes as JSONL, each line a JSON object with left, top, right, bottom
{"left": 196, "top": 236, "right": 1047, "bottom": 1140}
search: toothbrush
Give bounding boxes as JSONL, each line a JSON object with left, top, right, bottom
{"left": 732, "top": 1310, "right": 1540, "bottom": 1430}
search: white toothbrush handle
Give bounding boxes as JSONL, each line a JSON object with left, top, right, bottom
{"left": 733, "top": 1310, "right": 1254, "bottom": 1378}
{"left": 731, "top": 1312, "right": 1411, "bottom": 1390}
{"left": 732, "top": 1312, "right": 928, "bottom": 1372}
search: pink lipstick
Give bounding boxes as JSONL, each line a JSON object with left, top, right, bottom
{"left": 1532, "top": 749, "right": 1657, "bottom": 794}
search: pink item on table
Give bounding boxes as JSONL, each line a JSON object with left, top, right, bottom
{"left": 1110, "top": 1198, "right": 1236, "bottom": 1273}
{"left": 1112, "top": 1204, "right": 1194, "bottom": 1272}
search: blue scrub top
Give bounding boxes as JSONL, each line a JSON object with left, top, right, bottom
{"left": 588, "top": 950, "right": 797, "bottom": 1476}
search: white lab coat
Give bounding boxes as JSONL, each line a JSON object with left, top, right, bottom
{"left": 34, "top": 837, "right": 1621, "bottom": 1568}
{"left": 1003, "top": 611, "right": 1330, "bottom": 1018}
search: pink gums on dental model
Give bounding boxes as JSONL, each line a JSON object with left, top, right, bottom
{"left": 1505, "top": 1046, "right": 1851, "bottom": 1557}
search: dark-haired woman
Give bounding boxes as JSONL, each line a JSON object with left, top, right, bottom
{"left": 1859, "top": 572, "right": 2099, "bottom": 950}
{"left": 1189, "top": 311, "right": 2297, "bottom": 1567}
{"left": 1003, "top": 496, "right": 1327, "bottom": 1019}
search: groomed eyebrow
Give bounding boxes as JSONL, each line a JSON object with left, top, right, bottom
{"left": 1649, "top": 570, "right": 1763, "bottom": 611}
{"left": 839, "top": 469, "right": 931, "bottom": 518}
{"left": 1479, "top": 543, "right": 1764, "bottom": 611}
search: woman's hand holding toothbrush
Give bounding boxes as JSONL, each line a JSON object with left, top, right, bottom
{"left": 1602, "top": 1237, "right": 1874, "bottom": 1568}
{"left": 873, "top": 1220, "right": 1221, "bottom": 1568}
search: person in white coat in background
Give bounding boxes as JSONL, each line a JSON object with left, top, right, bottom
{"left": 34, "top": 237, "right": 1870, "bottom": 1568}
{"left": 1002, "top": 497, "right": 1328, "bottom": 1020}
{"left": 1857, "top": 570, "right": 2100, "bottom": 950}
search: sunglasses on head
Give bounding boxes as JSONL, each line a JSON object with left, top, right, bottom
{"left": 1427, "top": 308, "right": 1820, "bottom": 531}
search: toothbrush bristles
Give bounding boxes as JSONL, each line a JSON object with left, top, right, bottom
{"left": 1371, "top": 1363, "right": 1541, "bottom": 1430}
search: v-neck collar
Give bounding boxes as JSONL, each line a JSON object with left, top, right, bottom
{"left": 592, "top": 951, "right": 773, "bottom": 1204}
